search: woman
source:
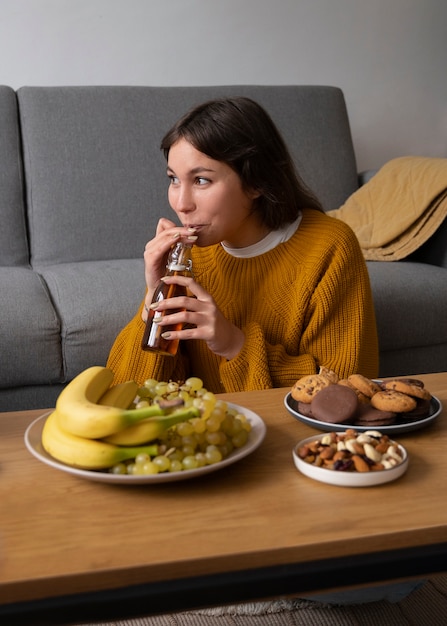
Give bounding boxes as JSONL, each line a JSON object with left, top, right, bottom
{"left": 107, "top": 97, "right": 378, "bottom": 390}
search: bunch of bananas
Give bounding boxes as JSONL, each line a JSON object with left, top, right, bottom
{"left": 41, "top": 366, "right": 200, "bottom": 470}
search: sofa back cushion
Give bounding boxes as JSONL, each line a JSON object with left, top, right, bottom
{"left": 17, "top": 85, "right": 358, "bottom": 267}
{"left": 0, "top": 85, "right": 29, "bottom": 266}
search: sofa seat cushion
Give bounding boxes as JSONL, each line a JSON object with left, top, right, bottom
{"left": 38, "top": 259, "right": 145, "bottom": 380}
{"left": 0, "top": 267, "right": 61, "bottom": 387}
{"left": 367, "top": 260, "right": 447, "bottom": 352}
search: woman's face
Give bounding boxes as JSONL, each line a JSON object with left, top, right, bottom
{"left": 166, "top": 139, "right": 265, "bottom": 248}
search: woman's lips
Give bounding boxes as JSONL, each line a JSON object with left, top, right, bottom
{"left": 185, "top": 224, "right": 205, "bottom": 232}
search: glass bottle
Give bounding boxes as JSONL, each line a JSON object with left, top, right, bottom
{"left": 141, "top": 241, "right": 193, "bottom": 356}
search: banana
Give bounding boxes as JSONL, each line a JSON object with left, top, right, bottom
{"left": 42, "top": 411, "right": 159, "bottom": 470}
{"left": 98, "top": 380, "right": 139, "bottom": 409}
{"left": 56, "top": 366, "right": 176, "bottom": 439}
{"left": 103, "top": 408, "right": 200, "bottom": 445}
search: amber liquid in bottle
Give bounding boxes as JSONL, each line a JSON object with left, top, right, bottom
{"left": 141, "top": 242, "right": 193, "bottom": 356}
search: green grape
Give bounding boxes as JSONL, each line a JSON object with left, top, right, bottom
{"left": 154, "top": 381, "right": 169, "bottom": 396}
{"left": 143, "top": 378, "right": 158, "bottom": 389}
{"left": 185, "top": 376, "right": 203, "bottom": 392}
{"left": 110, "top": 463, "right": 127, "bottom": 475}
{"left": 205, "top": 431, "right": 227, "bottom": 446}
{"left": 226, "top": 417, "right": 243, "bottom": 437}
{"left": 205, "top": 445, "right": 223, "bottom": 465}
{"left": 166, "top": 381, "right": 179, "bottom": 394}
{"left": 166, "top": 448, "right": 184, "bottom": 462}
{"left": 232, "top": 429, "right": 249, "bottom": 448}
{"left": 137, "top": 386, "right": 151, "bottom": 399}
{"left": 180, "top": 434, "right": 198, "bottom": 448}
{"left": 177, "top": 422, "right": 195, "bottom": 437}
{"left": 168, "top": 459, "right": 182, "bottom": 472}
{"left": 182, "top": 455, "right": 199, "bottom": 470}
{"left": 215, "top": 399, "right": 228, "bottom": 412}
{"left": 135, "top": 399, "right": 150, "bottom": 409}
{"left": 218, "top": 442, "right": 234, "bottom": 458}
{"left": 179, "top": 390, "right": 191, "bottom": 403}
{"left": 141, "top": 461, "right": 159, "bottom": 475}
{"left": 205, "top": 415, "right": 222, "bottom": 433}
{"left": 152, "top": 455, "right": 171, "bottom": 472}
{"left": 195, "top": 452, "right": 208, "bottom": 467}
{"left": 182, "top": 444, "right": 196, "bottom": 457}
{"left": 190, "top": 417, "right": 207, "bottom": 434}
{"left": 135, "top": 452, "right": 150, "bottom": 465}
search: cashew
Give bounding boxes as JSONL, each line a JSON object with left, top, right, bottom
{"left": 363, "top": 442, "right": 382, "bottom": 463}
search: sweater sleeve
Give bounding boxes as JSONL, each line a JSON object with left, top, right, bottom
{"left": 219, "top": 322, "right": 317, "bottom": 392}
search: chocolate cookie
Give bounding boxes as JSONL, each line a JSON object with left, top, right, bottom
{"left": 297, "top": 401, "right": 315, "bottom": 418}
{"left": 398, "top": 397, "right": 432, "bottom": 422}
{"left": 354, "top": 403, "right": 396, "bottom": 427}
{"left": 311, "top": 384, "right": 359, "bottom": 424}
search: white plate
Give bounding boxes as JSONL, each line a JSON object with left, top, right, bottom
{"left": 292, "top": 433, "right": 408, "bottom": 487}
{"left": 284, "top": 392, "right": 442, "bottom": 434}
{"left": 24, "top": 404, "right": 267, "bottom": 484}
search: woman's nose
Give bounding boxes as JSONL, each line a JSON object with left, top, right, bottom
{"left": 171, "top": 185, "right": 195, "bottom": 213}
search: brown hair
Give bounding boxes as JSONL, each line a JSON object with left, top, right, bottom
{"left": 161, "top": 97, "right": 323, "bottom": 229}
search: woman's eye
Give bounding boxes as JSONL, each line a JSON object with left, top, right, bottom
{"left": 168, "top": 175, "right": 179, "bottom": 185}
{"left": 196, "top": 177, "right": 210, "bottom": 185}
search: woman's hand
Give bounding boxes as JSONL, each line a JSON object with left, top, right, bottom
{"left": 149, "top": 275, "right": 245, "bottom": 361}
{"left": 143, "top": 218, "right": 197, "bottom": 312}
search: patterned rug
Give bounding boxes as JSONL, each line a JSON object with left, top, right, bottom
{"left": 76, "top": 574, "right": 447, "bottom": 626}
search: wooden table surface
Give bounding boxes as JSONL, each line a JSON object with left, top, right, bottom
{"left": 1, "top": 372, "right": 446, "bottom": 623}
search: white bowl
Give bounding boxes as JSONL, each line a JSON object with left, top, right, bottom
{"left": 292, "top": 432, "right": 408, "bottom": 487}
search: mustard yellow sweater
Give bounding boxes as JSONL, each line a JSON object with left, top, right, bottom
{"left": 107, "top": 210, "right": 379, "bottom": 392}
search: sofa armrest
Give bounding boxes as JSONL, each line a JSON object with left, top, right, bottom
{"left": 407, "top": 214, "right": 447, "bottom": 268}
{"left": 358, "top": 169, "right": 378, "bottom": 186}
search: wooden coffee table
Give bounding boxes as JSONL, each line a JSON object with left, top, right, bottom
{"left": 1, "top": 372, "right": 446, "bottom": 625}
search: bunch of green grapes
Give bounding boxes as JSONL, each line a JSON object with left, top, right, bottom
{"left": 110, "top": 377, "right": 252, "bottom": 475}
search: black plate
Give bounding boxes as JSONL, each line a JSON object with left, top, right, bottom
{"left": 284, "top": 392, "right": 442, "bottom": 434}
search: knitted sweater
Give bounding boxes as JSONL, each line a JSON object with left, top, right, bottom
{"left": 106, "top": 210, "right": 379, "bottom": 392}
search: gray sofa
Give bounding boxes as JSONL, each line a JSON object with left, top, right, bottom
{"left": 1, "top": 84, "right": 446, "bottom": 411}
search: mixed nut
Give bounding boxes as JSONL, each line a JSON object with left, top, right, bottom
{"left": 296, "top": 429, "right": 405, "bottom": 472}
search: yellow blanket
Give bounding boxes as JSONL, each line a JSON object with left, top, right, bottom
{"left": 328, "top": 156, "right": 447, "bottom": 261}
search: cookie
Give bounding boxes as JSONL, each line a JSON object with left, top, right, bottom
{"left": 383, "top": 378, "right": 431, "bottom": 401}
{"left": 370, "top": 390, "right": 417, "bottom": 413}
{"left": 291, "top": 374, "right": 331, "bottom": 403}
{"left": 338, "top": 379, "right": 370, "bottom": 404}
{"left": 318, "top": 366, "right": 339, "bottom": 384}
{"left": 353, "top": 403, "right": 396, "bottom": 427}
{"left": 348, "top": 374, "right": 381, "bottom": 398}
{"left": 311, "top": 384, "right": 359, "bottom": 424}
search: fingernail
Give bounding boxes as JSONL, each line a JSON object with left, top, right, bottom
{"left": 187, "top": 235, "right": 198, "bottom": 241}
{"left": 161, "top": 332, "right": 171, "bottom": 339}
{"left": 149, "top": 302, "right": 159, "bottom": 310}
{"left": 173, "top": 232, "right": 181, "bottom": 239}
{"left": 187, "top": 227, "right": 197, "bottom": 232}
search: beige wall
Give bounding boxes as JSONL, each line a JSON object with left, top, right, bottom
{"left": 1, "top": 0, "right": 446, "bottom": 171}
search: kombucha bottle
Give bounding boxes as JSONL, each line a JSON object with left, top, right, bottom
{"left": 141, "top": 241, "right": 193, "bottom": 356}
